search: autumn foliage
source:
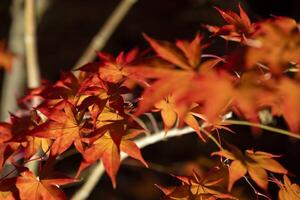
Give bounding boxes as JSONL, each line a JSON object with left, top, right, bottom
{"left": 1, "top": 4, "right": 300, "bottom": 200}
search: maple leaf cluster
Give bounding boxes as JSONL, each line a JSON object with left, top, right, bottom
{"left": 0, "top": 4, "right": 300, "bottom": 200}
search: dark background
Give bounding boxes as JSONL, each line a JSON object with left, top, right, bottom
{"left": 1, "top": 0, "right": 300, "bottom": 199}
{"left": 1, "top": 0, "right": 300, "bottom": 81}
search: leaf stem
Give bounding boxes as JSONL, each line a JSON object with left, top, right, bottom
{"left": 199, "top": 127, "right": 223, "bottom": 150}
{"left": 224, "top": 119, "right": 300, "bottom": 139}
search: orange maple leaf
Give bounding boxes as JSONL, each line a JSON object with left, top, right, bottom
{"left": 30, "top": 101, "right": 87, "bottom": 155}
{"left": 157, "top": 168, "right": 237, "bottom": 199}
{"left": 135, "top": 34, "right": 233, "bottom": 127}
{"left": 246, "top": 17, "right": 300, "bottom": 75}
{"left": 16, "top": 169, "right": 76, "bottom": 200}
{"left": 212, "top": 145, "right": 288, "bottom": 191}
{"left": 277, "top": 78, "right": 300, "bottom": 133}
{"left": 277, "top": 175, "right": 300, "bottom": 200}
{"left": 78, "top": 122, "right": 147, "bottom": 188}
{"left": 154, "top": 96, "right": 206, "bottom": 140}
{"left": 206, "top": 4, "right": 256, "bottom": 43}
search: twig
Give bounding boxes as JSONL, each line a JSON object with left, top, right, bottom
{"left": 243, "top": 176, "right": 271, "bottom": 200}
{"left": 71, "top": 127, "right": 194, "bottom": 200}
{"left": 73, "top": 0, "right": 138, "bottom": 70}
{"left": 225, "top": 119, "right": 300, "bottom": 139}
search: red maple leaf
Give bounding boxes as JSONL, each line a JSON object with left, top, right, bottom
{"left": 16, "top": 167, "right": 77, "bottom": 200}
{"left": 212, "top": 144, "right": 287, "bottom": 191}
{"left": 133, "top": 34, "right": 233, "bottom": 128}
{"left": 206, "top": 4, "right": 256, "bottom": 44}
{"left": 157, "top": 168, "right": 237, "bottom": 199}
{"left": 78, "top": 121, "right": 147, "bottom": 188}
{"left": 29, "top": 101, "right": 88, "bottom": 155}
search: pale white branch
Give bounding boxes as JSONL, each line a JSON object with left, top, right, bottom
{"left": 25, "top": 0, "right": 41, "bottom": 89}
{"left": 71, "top": 127, "right": 194, "bottom": 200}
{"left": 24, "top": 0, "right": 49, "bottom": 174}
{"left": 1, "top": 0, "right": 50, "bottom": 120}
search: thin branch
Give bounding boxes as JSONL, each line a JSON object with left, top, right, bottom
{"left": 71, "top": 127, "right": 194, "bottom": 200}
{"left": 25, "top": 0, "right": 41, "bottom": 89}
{"left": 225, "top": 119, "right": 300, "bottom": 139}
{"left": 73, "top": 0, "right": 138, "bottom": 70}
{"left": 243, "top": 176, "right": 271, "bottom": 200}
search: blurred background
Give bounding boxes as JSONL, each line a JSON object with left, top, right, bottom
{"left": 1, "top": 0, "right": 300, "bottom": 199}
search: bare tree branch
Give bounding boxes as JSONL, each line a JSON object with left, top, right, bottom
{"left": 0, "top": 0, "right": 50, "bottom": 120}
{"left": 24, "top": 0, "right": 41, "bottom": 89}
{"left": 71, "top": 127, "right": 194, "bottom": 200}
{"left": 73, "top": 0, "right": 138, "bottom": 70}
{"left": 0, "top": 0, "right": 26, "bottom": 121}
{"left": 23, "top": 0, "right": 44, "bottom": 174}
